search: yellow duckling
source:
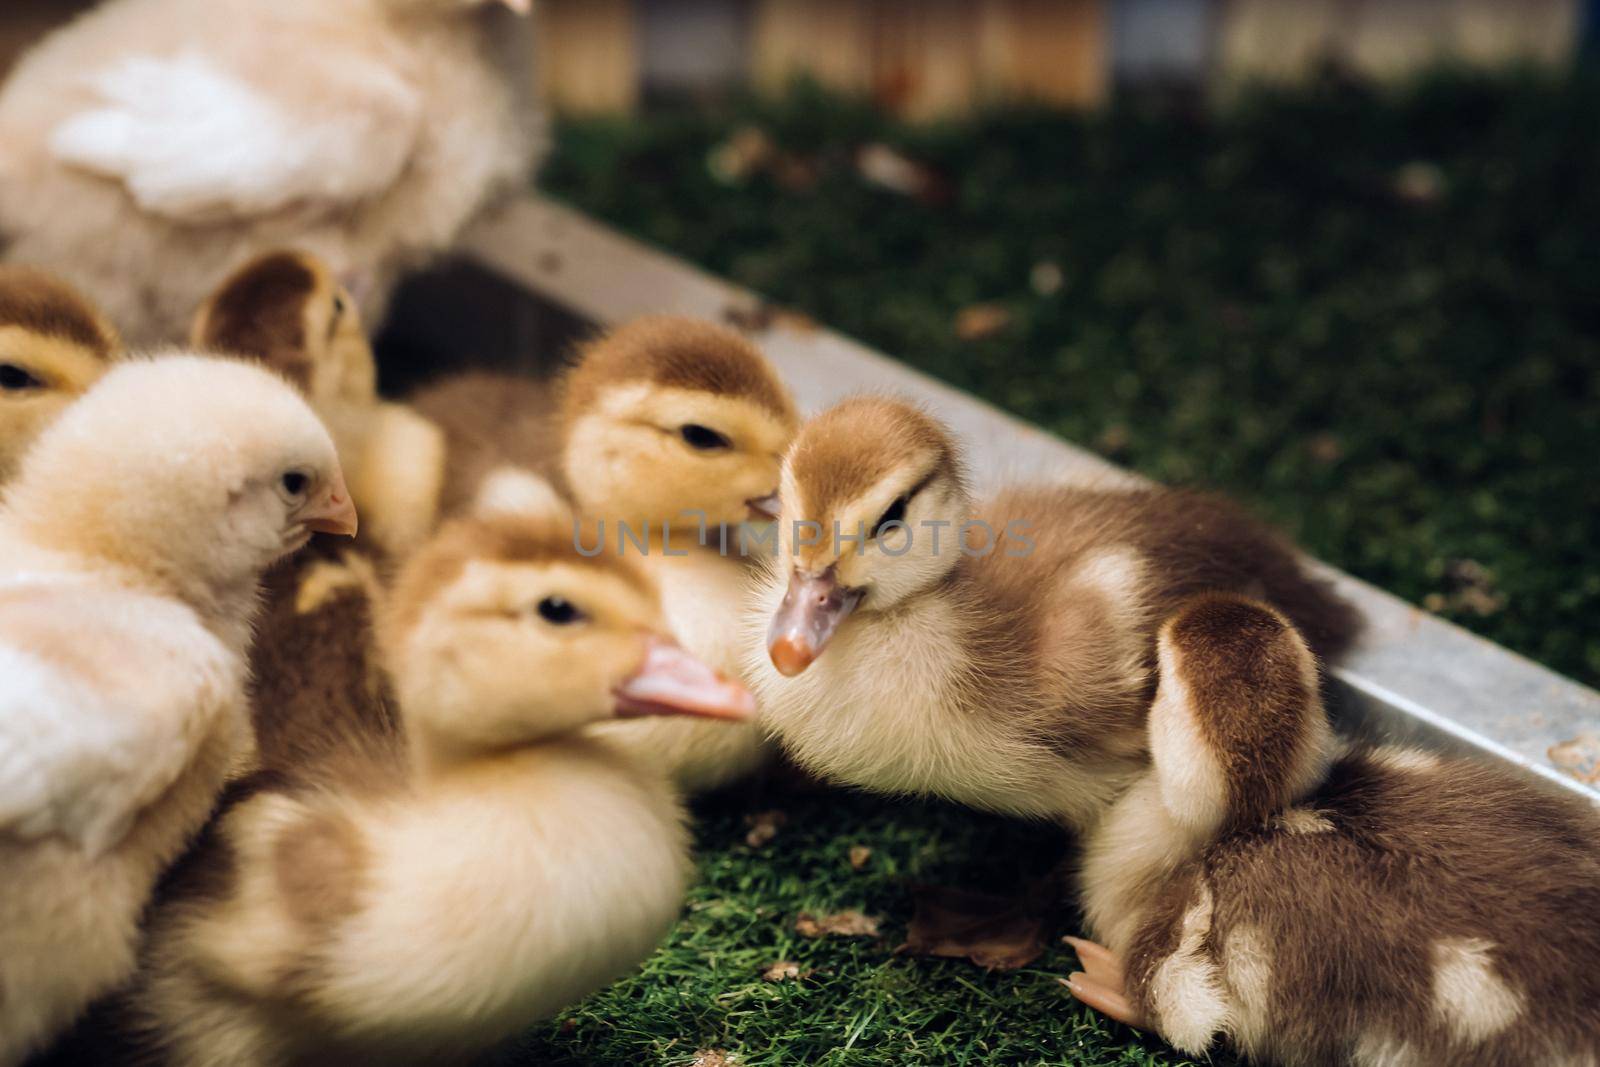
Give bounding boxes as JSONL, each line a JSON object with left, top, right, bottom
{"left": 412, "top": 316, "right": 799, "bottom": 792}
{"left": 122, "top": 510, "right": 753, "bottom": 1066}
{"left": 0, "top": 264, "right": 121, "bottom": 483}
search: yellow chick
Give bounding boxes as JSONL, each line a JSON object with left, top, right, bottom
{"left": 0, "top": 354, "right": 354, "bottom": 1066}
{"left": 193, "top": 248, "right": 446, "bottom": 558}
{"left": 122, "top": 512, "right": 752, "bottom": 1065}
{"left": 0, "top": 0, "right": 539, "bottom": 345}
{"left": 0, "top": 264, "right": 121, "bottom": 483}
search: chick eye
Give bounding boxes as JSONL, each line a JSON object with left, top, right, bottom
{"left": 871, "top": 495, "right": 909, "bottom": 538}
{"left": 333, "top": 294, "right": 347, "bottom": 318}
{"left": 280, "top": 470, "right": 310, "bottom": 498}
{"left": 536, "top": 596, "right": 584, "bottom": 625}
{"left": 679, "top": 424, "right": 732, "bottom": 451}
{"left": 0, "top": 363, "right": 44, "bottom": 391}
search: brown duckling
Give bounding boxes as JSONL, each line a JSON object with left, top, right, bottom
{"left": 121, "top": 511, "right": 752, "bottom": 1066}
{"left": 749, "top": 396, "right": 1362, "bottom": 829}
{"left": 0, "top": 264, "right": 121, "bottom": 483}
{"left": 193, "top": 248, "right": 446, "bottom": 559}
{"left": 412, "top": 316, "right": 800, "bottom": 793}
{"left": 1069, "top": 593, "right": 1600, "bottom": 1067}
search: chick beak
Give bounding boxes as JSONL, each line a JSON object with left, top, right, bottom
{"left": 499, "top": 0, "right": 532, "bottom": 13}
{"left": 746, "top": 492, "right": 781, "bottom": 521}
{"left": 614, "top": 635, "right": 755, "bottom": 721}
{"left": 767, "top": 568, "right": 862, "bottom": 677}
{"left": 300, "top": 471, "right": 359, "bottom": 538}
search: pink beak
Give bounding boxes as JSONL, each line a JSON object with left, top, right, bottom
{"left": 500, "top": 0, "right": 532, "bottom": 13}
{"left": 746, "top": 492, "right": 782, "bottom": 521}
{"left": 767, "top": 567, "right": 863, "bottom": 677}
{"left": 614, "top": 636, "right": 755, "bottom": 721}
{"left": 300, "top": 470, "right": 359, "bottom": 538}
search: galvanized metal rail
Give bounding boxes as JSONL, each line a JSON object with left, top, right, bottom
{"left": 460, "top": 194, "right": 1600, "bottom": 803}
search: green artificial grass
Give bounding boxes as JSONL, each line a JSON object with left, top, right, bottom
{"left": 504, "top": 72, "right": 1599, "bottom": 1064}
{"left": 493, "top": 789, "right": 1196, "bottom": 1067}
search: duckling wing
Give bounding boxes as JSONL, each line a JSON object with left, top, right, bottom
{"left": 0, "top": 586, "right": 239, "bottom": 857}
{"left": 49, "top": 51, "right": 421, "bottom": 221}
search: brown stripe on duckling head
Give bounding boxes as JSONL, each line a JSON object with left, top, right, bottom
{"left": 0, "top": 266, "right": 120, "bottom": 357}
{"left": 384, "top": 511, "right": 652, "bottom": 640}
{"left": 1162, "top": 593, "right": 1321, "bottom": 829}
{"left": 563, "top": 315, "right": 797, "bottom": 425}
{"left": 191, "top": 251, "right": 321, "bottom": 392}
{"left": 786, "top": 395, "right": 965, "bottom": 523}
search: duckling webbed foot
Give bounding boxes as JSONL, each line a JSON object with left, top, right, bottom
{"left": 1062, "top": 936, "right": 1149, "bottom": 1029}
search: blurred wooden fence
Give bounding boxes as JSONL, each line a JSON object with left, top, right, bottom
{"left": 538, "top": 0, "right": 1585, "bottom": 116}
{"left": 1, "top": 0, "right": 1589, "bottom": 117}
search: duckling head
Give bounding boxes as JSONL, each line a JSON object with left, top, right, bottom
{"left": 191, "top": 250, "right": 375, "bottom": 409}
{"left": 0, "top": 266, "right": 121, "bottom": 483}
{"left": 383, "top": 510, "right": 755, "bottom": 770}
{"left": 560, "top": 316, "right": 798, "bottom": 531}
{"left": 766, "top": 396, "right": 970, "bottom": 677}
{"left": 1150, "top": 593, "right": 1333, "bottom": 839}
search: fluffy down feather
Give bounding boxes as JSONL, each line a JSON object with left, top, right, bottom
{"left": 0, "top": 354, "right": 350, "bottom": 1065}
{"left": 0, "top": 0, "right": 540, "bottom": 343}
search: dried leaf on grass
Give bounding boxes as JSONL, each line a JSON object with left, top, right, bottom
{"left": 896, "top": 884, "right": 1048, "bottom": 971}
{"left": 954, "top": 302, "right": 1012, "bottom": 341}
{"left": 761, "top": 960, "right": 804, "bottom": 982}
{"left": 744, "top": 810, "right": 788, "bottom": 849}
{"left": 856, "top": 143, "right": 947, "bottom": 202}
{"left": 690, "top": 1050, "right": 737, "bottom": 1067}
{"left": 795, "top": 909, "right": 880, "bottom": 939}
{"left": 848, "top": 845, "right": 872, "bottom": 870}
{"left": 1424, "top": 558, "right": 1507, "bottom": 618}
{"left": 707, "top": 126, "right": 774, "bottom": 185}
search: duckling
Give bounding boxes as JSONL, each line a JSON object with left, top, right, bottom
{"left": 189, "top": 249, "right": 439, "bottom": 808}
{"left": 192, "top": 249, "right": 446, "bottom": 558}
{"left": 0, "top": 354, "right": 353, "bottom": 1066}
{"left": 123, "top": 510, "right": 754, "bottom": 1066}
{"left": 0, "top": 0, "right": 539, "bottom": 344}
{"left": 411, "top": 316, "right": 799, "bottom": 792}
{"left": 191, "top": 248, "right": 375, "bottom": 409}
{"left": 0, "top": 264, "right": 121, "bottom": 483}
{"left": 749, "top": 396, "right": 1362, "bottom": 830}
{"left": 1068, "top": 593, "right": 1600, "bottom": 1066}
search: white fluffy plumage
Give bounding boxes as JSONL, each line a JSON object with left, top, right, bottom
{"left": 0, "top": 354, "right": 351, "bottom": 1065}
{"left": 0, "top": 0, "right": 540, "bottom": 344}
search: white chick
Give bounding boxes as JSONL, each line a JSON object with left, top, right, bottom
{"left": 0, "top": 0, "right": 540, "bottom": 345}
{"left": 0, "top": 354, "right": 356, "bottom": 1066}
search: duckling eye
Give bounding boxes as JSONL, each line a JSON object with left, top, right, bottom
{"left": 332, "top": 294, "right": 347, "bottom": 318}
{"left": 0, "top": 363, "right": 44, "bottom": 391}
{"left": 679, "top": 424, "right": 732, "bottom": 451}
{"left": 280, "top": 470, "right": 310, "bottom": 498}
{"left": 871, "top": 495, "right": 909, "bottom": 538}
{"left": 535, "top": 596, "right": 584, "bottom": 625}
